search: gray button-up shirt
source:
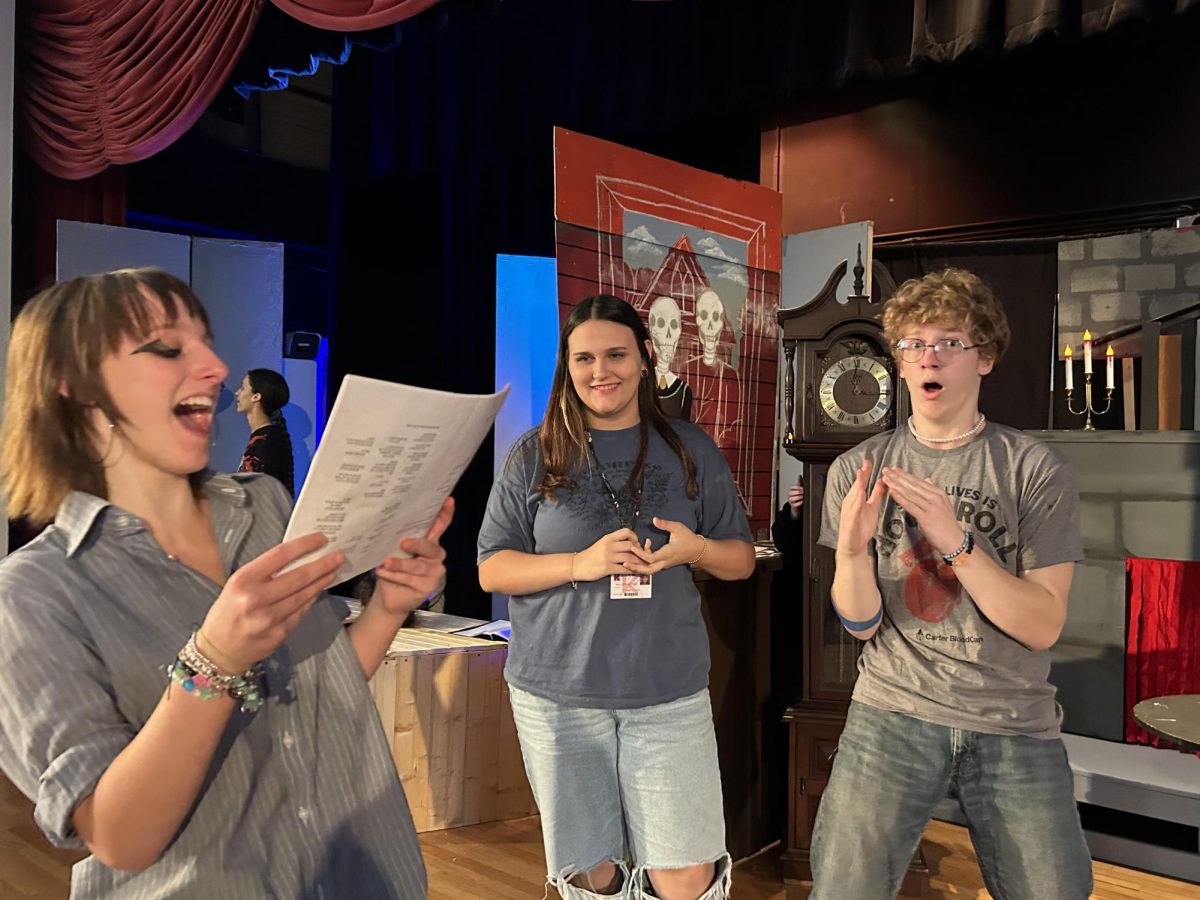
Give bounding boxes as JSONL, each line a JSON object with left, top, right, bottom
{"left": 0, "top": 473, "right": 426, "bottom": 898}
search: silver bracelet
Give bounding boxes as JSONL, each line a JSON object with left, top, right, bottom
{"left": 179, "top": 632, "right": 258, "bottom": 694}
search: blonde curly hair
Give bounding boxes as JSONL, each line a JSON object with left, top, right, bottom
{"left": 882, "top": 268, "right": 1010, "bottom": 364}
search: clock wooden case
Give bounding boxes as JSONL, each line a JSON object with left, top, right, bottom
{"left": 775, "top": 258, "right": 928, "bottom": 896}
{"left": 778, "top": 259, "right": 908, "bottom": 463}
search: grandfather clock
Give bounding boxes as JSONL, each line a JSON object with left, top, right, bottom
{"left": 776, "top": 254, "right": 929, "bottom": 896}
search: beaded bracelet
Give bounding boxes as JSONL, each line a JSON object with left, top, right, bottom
{"left": 689, "top": 535, "right": 709, "bottom": 566}
{"left": 169, "top": 656, "right": 265, "bottom": 713}
{"left": 168, "top": 659, "right": 225, "bottom": 701}
{"left": 170, "top": 632, "right": 265, "bottom": 713}
{"left": 178, "top": 632, "right": 248, "bottom": 693}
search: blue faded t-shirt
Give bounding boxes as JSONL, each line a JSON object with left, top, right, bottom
{"left": 477, "top": 420, "right": 751, "bottom": 708}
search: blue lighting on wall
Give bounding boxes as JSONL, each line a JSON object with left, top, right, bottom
{"left": 494, "top": 254, "right": 558, "bottom": 473}
{"left": 314, "top": 335, "right": 330, "bottom": 444}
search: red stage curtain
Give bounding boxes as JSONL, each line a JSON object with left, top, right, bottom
{"left": 17, "top": 0, "right": 469, "bottom": 181}
{"left": 269, "top": 0, "right": 443, "bottom": 32}
{"left": 18, "top": 1, "right": 266, "bottom": 180}
{"left": 12, "top": 149, "right": 126, "bottom": 297}
{"left": 1125, "top": 557, "right": 1200, "bottom": 752}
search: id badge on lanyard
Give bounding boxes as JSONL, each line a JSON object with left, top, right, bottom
{"left": 611, "top": 572, "right": 652, "bottom": 599}
{"left": 589, "top": 433, "right": 653, "bottom": 600}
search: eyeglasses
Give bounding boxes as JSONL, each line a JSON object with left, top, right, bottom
{"left": 894, "top": 338, "right": 987, "bottom": 363}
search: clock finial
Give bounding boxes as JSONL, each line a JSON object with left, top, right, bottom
{"left": 848, "top": 244, "right": 868, "bottom": 303}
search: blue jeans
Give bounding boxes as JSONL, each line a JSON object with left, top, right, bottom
{"left": 508, "top": 685, "right": 731, "bottom": 899}
{"left": 810, "top": 701, "right": 1092, "bottom": 900}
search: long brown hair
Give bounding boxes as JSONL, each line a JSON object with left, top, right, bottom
{"left": 0, "top": 268, "right": 211, "bottom": 524}
{"left": 538, "top": 294, "right": 698, "bottom": 501}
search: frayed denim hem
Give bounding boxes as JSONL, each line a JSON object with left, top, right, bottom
{"left": 630, "top": 852, "right": 732, "bottom": 900}
{"left": 547, "top": 859, "right": 631, "bottom": 898}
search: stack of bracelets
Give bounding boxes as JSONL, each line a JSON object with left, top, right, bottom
{"left": 167, "top": 631, "right": 265, "bottom": 713}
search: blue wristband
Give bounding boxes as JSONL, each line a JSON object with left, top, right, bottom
{"left": 835, "top": 603, "right": 884, "bottom": 632}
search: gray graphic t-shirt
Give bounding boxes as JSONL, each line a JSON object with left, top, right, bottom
{"left": 478, "top": 420, "right": 751, "bottom": 708}
{"left": 818, "top": 423, "right": 1082, "bottom": 738}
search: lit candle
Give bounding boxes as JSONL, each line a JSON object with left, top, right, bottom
{"left": 1106, "top": 345, "right": 1115, "bottom": 389}
{"left": 1083, "top": 330, "right": 1093, "bottom": 375}
{"left": 1064, "top": 345, "right": 1074, "bottom": 390}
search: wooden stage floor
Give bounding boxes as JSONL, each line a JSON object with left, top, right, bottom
{"left": 3, "top": 776, "right": 1198, "bottom": 898}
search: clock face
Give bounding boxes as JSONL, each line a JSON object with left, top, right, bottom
{"left": 818, "top": 354, "right": 893, "bottom": 428}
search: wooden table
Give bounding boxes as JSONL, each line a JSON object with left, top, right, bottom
{"left": 368, "top": 627, "right": 537, "bottom": 832}
{"left": 1132, "top": 695, "right": 1200, "bottom": 751}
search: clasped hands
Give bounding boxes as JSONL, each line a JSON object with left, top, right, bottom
{"left": 838, "top": 459, "right": 962, "bottom": 558}
{"left": 573, "top": 517, "right": 703, "bottom": 581}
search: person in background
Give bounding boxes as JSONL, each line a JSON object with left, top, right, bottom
{"left": 478, "top": 294, "right": 755, "bottom": 900}
{"left": 810, "top": 268, "right": 1091, "bottom": 900}
{"left": 771, "top": 473, "right": 804, "bottom": 560}
{"left": 235, "top": 367, "right": 294, "bottom": 496}
{"left": 0, "top": 268, "right": 452, "bottom": 898}
{"left": 767, "top": 473, "right": 805, "bottom": 836}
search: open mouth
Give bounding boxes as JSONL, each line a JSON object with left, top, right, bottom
{"left": 921, "top": 380, "right": 944, "bottom": 397}
{"left": 174, "top": 396, "right": 215, "bottom": 436}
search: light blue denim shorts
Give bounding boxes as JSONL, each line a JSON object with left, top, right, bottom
{"left": 508, "top": 684, "right": 730, "bottom": 899}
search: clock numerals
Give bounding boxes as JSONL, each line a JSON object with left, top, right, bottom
{"left": 818, "top": 354, "right": 894, "bottom": 428}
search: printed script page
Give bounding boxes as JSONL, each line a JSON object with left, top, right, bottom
{"left": 282, "top": 375, "right": 509, "bottom": 579}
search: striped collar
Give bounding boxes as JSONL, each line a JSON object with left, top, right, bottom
{"left": 56, "top": 472, "right": 256, "bottom": 558}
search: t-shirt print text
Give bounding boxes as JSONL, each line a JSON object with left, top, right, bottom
{"left": 876, "top": 484, "right": 1016, "bottom": 564}
{"left": 877, "top": 482, "right": 1014, "bottom": 626}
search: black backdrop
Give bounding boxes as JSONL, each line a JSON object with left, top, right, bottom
{"left": 117, "top": 1, "right": 1200, "bottom": 616}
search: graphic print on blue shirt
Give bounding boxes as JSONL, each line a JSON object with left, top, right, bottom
{"left": 477, "top": 420, "right": 751, "bottom": 708}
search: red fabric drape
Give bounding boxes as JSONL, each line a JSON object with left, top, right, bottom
{"left": 1125, "top": 557, "right": 1200, "bottom": 752}
{"left": 17, "top": 0, "right": 460, "bottom": 181}
{"left": 12, "top": 149, "right": 126, "bottom": 297}
{"left": 269, "top": 0, "right": 443, "bottom": 32}
{"left": 18, "top": 0, "right": 266, "bottom": 180}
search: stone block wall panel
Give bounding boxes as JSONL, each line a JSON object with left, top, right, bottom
{"left": 1057, "top": 225, "right": 1200, "bottom": 358}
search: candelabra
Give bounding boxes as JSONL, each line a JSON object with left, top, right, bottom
{"left": 1063, "top": 333, "right": 1115, "bottom": 430}
{"left": 1065, "top": 372, "right": 1113, "bottom": 431}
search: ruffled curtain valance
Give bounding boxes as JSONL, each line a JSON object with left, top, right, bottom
{"left": 271, "top": 0, "right": 443, "bottom": 32}
{"left": 17, "top": 0, "right": 451, "bottom": 180}
{"left": 18, "top": 0, "right": 266, "bottom": 180}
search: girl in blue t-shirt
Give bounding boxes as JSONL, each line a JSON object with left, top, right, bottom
{"left": 478, "top": 294, "right": 754, "bottom": 900}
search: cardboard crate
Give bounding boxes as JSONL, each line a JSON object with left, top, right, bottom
{"left": 368, "top": 629, "right": 537, "bottom": 832}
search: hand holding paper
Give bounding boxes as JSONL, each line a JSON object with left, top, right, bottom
{"left": 371, "top": 496, "right": 455, "bottom": 616}
{"left": 282, "top": 375, "right": 509, "bottom": 580}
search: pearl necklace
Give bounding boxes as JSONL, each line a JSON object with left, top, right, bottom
{"left": 908, "top": 414, "right": 986, "bottom": 444}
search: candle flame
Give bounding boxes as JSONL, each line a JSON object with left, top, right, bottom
{"left": 1106, "top": 346, "right": 1114, "bottom": 357}
{"left": 1064, "top": 345, "right": 1072, "bottom": 357}
{"left": 1083, "top": 330, "right": 1093, "bottom": 341}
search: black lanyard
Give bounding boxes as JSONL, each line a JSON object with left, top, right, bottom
{"left": 587, "top": 433, "right": 642, "bottom": 531}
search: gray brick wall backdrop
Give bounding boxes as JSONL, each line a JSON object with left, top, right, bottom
{"left": 1058, "top": 225, "right": 1200, "bottom": 360}
{"left": 1041, "top": 432, "right": 1200, "bottom": 742}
